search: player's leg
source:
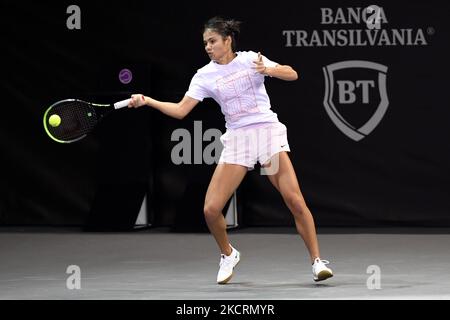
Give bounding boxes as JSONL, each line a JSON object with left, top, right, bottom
{"left": 262, "top": 152, "right": 333, "bottom": 281}
{"left": 204, "top": 163, "right": 247, "bottom": 284}
{"left": 204, "top": 163, "right": 247, "bottom": 255}
{"left": 262, "top": 152, "right": 320, "bottom": 260}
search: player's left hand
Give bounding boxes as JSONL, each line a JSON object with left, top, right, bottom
{"left": 252, "top": 52, "right": 267, "bottom": 74}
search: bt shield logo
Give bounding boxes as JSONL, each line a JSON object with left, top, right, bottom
{"left": 323, "top": 60, "right": 389, "bottom": 141}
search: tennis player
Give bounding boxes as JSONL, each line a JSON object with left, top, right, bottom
{"left": 129, "top": 16, "right": 333, "bottom": 284}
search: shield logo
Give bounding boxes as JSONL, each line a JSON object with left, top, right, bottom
{"left": 323, "top": 60, "right": 389, "bottom": 141}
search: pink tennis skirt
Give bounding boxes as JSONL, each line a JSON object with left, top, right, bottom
{"left": 218, "top": 121, "right": 290, "bottom": 170}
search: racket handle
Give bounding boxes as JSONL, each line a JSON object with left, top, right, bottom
{"left": 114, "top": 98, "right": 131, "bottom": 109}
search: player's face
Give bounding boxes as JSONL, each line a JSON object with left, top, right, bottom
{"left": 203, "top": 29, "right": 231, "bottom": 62}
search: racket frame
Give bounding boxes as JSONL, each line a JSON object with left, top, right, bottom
{"left": 43, "top": 99, "right": 112, "bottom": 144}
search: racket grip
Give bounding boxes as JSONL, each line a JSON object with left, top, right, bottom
{"left": 114, "top": 98, "right": 132, "bottom": 109}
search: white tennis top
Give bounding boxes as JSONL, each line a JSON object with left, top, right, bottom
{"left": 186, "top": 51, "right": 280, "bottom": 129}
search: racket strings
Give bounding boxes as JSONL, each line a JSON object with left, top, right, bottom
{"left": 47, "top": 101, "right": 98, "bottom": 141}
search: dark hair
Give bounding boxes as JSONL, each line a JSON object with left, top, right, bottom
{"left": 203, "top": 16, "right": 241, "bottom": 52}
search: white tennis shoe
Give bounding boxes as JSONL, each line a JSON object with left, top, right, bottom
{"left": 312, "top": 258, "right": 333, "bottom": 282}
{"left": 217, "top": 245, "right": 240, "bottom": 284}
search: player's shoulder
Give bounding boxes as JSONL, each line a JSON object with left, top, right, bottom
{"left": 236, "top": 50, "right": 258, "bottom": 64}
{"left": 236, "top": 50, "right": 258, "bottom": 57}
{"left": 194, "top": 61, "right": 217, "bottom": 75}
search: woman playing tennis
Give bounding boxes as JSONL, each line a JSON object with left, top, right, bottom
{"left": 129, "top": 16, "right": 333, "bottom": 284}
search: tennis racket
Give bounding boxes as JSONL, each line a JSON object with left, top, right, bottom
{"left": 43, "top": 98, "right": 133, "bottom": 143}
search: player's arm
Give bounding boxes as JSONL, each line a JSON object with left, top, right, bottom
{"left": 128, "top": 94, "right": 199, "bottom": 120}
{"left": 253, "top": 52, "right": 298, "bottom": 81}
{"left": 264, "top": 64, "right": 298, "bottom": 81}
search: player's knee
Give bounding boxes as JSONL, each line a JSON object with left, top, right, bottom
{"left": 285, "top": 193, "right": 307, "bottom": 215}
{"left": 203, "top": 202, "right": 221, "bottom": 220}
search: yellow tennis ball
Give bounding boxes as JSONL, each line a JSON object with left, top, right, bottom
{"left": 49, "top": 114, "right": 61, "bottom": 127}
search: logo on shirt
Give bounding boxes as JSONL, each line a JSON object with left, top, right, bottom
{"left": 216, "top": 70, "right": 259, "bottom": 121}
{"left": 323, "top": 60, "right": 389, "bottom": 141}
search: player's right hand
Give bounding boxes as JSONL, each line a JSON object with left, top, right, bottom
{"left": 128, "top": 94, "right": 147, "bottom": 108}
